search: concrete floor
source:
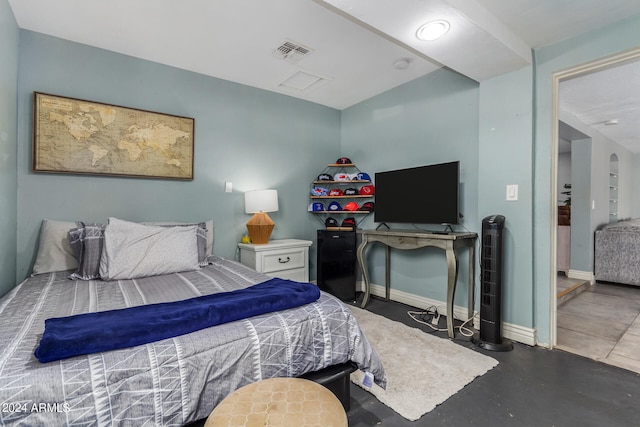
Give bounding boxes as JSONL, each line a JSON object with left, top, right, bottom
{"left": 347, "top": 297, "right": 640, "bottom": 427}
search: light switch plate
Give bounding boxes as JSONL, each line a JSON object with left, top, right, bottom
{"left": 506, "top": 184, "right": 518, "bottom": 201}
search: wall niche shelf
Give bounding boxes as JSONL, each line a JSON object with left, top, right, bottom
{"left": 609, "top": 154, "right": 618, "bottom": 223}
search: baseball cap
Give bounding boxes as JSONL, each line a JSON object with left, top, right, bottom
{"left": 311, "top": 187, "right": 328, "bottom": 196}
{"left": 325, "top": 217, "right": 338, "bottom": 227}
{"left": 341, "top": 217, "right": 356, "bottom": 229}
{"left": 308, "top": 202, "right": 326, "bottom": 212}
{"left": 359, "top": 185, "right": 375, "bottom": 195}
{"left": 328, "top": 201, "right": 342, "bottom": 211}
{"left": 343, "top": 201, "right": 359, "bottom": 211}
{"left": 360, "top": 201, "right": 375, "bottom": 212}
{"left": 336, "top": 157, "right": 352, "bottom": 165}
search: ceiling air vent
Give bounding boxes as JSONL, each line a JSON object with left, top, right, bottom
{"left": 272, "top": 40, "right": 313, "bottom": 64}
{"left": 277, "top": 70, "right": 328, "bottom": 94}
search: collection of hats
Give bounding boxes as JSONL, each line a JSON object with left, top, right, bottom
{"left": 316, "top": 171, "right": 372, "bottom": 182}
{"left": 325, "top": 217, "right": 356, "bottom": 229}
{"left": 313, "top": 161, "right": 374, "bottom": 199}
{"left": 308, "top": 201, "right": 374, "bottom": 212}
{"left": 313, "top": 158, "right": 373, "bottom": 229}
{"left": 311, "top": 185, "right": 374, "bottom": 197}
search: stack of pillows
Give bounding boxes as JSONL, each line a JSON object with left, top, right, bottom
{"left": 31, "top": 218, "right": 214, "bottom": 281}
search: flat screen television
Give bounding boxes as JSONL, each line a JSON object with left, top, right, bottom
{"left": 374, "top": 161, "right": 460, "bottom": 226}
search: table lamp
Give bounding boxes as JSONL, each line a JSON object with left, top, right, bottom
{"left": 244, "top": 189, "right": 279, "bottom": 244}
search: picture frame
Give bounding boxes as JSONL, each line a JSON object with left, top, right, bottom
{"left": 32, "top": 92, "right": 195, "bottom": 180}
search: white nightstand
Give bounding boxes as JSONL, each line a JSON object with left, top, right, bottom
{"left": 238, "top": 239, "right": 313, "bottom": 282}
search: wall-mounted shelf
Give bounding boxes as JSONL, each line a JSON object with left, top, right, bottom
{"left": 309, "top": 161, "right": 374, "bottom": 228}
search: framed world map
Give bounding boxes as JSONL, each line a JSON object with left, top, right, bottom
{"left": 32, "top": 92, "right": 195, "bottom": 180}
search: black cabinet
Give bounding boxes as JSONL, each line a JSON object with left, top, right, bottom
{"left": 317, "top": 230, "right": 356, "bottom": 301}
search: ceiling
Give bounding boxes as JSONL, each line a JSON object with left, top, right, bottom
{"left": 7, "top": 0, "right": 640, "bottom": 148}
{"left": 559, "top": 60, "right": 640, "bottom": 153}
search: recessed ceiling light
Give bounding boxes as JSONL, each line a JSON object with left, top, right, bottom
{"left": 416, "top": 20, "right": 450, "bottom": 41}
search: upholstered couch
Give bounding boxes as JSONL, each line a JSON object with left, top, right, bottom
{"left": 595, "top": 219, "right": 640, "bottom": 286}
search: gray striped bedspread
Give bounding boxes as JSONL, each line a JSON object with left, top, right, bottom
{"left": 0, "top": 257, "right": 385, "bottom": 426}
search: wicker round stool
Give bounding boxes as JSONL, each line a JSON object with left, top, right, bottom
{"left": 204, "top": 377, "right": 347, "bottom": 427}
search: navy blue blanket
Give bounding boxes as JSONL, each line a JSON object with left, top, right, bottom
{"left": 35, "top": 278, "right": 320, "bottom": 363}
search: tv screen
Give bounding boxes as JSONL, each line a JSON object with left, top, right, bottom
{"left": 374, "top": 161, "right": 460, "bottom": 225}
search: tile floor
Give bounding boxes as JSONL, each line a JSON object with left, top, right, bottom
{"left": 556, "top": 274, "right": 640, "bottom": 374}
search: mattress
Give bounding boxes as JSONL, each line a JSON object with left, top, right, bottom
{"left": 0, "top": 256, "right": 385, "bottom": 426}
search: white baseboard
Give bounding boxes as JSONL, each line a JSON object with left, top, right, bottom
{"left": 360, "top": 281, "right": 537, "bottom": 346}
{"left": 567, "top": 269, "right": 595, "bottom": 284}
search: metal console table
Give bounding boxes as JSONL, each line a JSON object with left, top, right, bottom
{"left": 357, "top": 229, "right": 477, "bottom": 338}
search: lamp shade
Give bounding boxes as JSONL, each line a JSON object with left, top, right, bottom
{"left": 245, "top": 189, "right": 279, "bottom": 213}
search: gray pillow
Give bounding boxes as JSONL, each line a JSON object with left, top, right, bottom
{"left": 32, "top": 219, "right": 81, "bottom": 275}
{"left": 99, "top": 218, "right": 200, "bottom": 281}
{"left": 68, "top": 221, "right": 209, "bottom": 281}
{"left": 165, "top": 222, "right": 209, "bottom": 266}
{"left": 68, "top": 223, "right": 106, "bottom": 280}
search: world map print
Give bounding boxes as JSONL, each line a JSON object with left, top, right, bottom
{"left": 33, "top": 93, "right": 194, "bottom": 180}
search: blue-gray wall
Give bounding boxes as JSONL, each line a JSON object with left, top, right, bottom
{"left": 478, "top": 66, "right": 534, "bottom": 331}
{"left": 0, "top": 0, "right": 18, "bottom": 297}
{"left": 15, "top": 31, "right": 340, "bottom": 281}
{"left": 341, "top": 69, "right": 479, "bottom": 306}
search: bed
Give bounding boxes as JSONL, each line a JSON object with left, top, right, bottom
{"left": 595, "top": 218, "right": 640, "bottom": 286}
{"left": 0, "top": 218, "right": 385, "bottom": 426}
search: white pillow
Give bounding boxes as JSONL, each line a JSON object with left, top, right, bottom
{"left": 99, "top": 218, "right": 199, "bottom": 280}
{"left": 32, "top": 219, "right": 80, "bottom": 275}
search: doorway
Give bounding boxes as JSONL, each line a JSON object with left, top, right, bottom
{"left": 551, "top": 48, "right": 640, "bottom": 371}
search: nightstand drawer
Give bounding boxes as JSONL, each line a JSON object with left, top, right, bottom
{"left": 269, "top": 268, "right": 307, "bottom": 282}
{"left": 262, "top": 249, "right": 306, "bottom": 273}
{"left": 238, "top": 239, "right": 312, "bottom": 283}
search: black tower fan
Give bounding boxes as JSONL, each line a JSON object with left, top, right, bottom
{"left": 317, "top": 230, "right": 356, "bottom": 301}
{"left": 472, "top": 215, "right": 513, "bottom": 352}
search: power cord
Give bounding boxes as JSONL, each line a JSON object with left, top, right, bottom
{"left": 408, "top": 306, "right": 479, "bottom": 337}
{"left": 408, "top": 306, "right": 446, "bottom": 332}
{"left": 456, "top": 313, "right": 478, "bottom": 337}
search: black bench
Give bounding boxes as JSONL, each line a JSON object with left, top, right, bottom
{"left": 300, "top": 361, "right": 357, "bottom": 411}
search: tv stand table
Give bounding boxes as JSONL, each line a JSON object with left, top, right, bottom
{"left": 357, "top": 229, "right": 477, "bottom": 338}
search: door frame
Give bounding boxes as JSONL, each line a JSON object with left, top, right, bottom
{"left": 550, "top": 46, "right": 640, "bottom": 347}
